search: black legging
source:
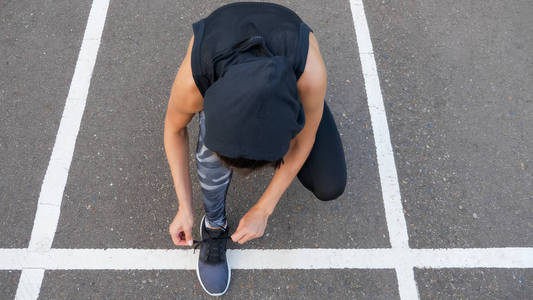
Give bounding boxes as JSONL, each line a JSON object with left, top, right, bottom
{"left": 297, "top": 100, "right": 347, "bottom": 201}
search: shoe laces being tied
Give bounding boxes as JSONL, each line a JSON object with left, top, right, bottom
{"left": 192, "top": 225, "right": 232, "bottom": 264}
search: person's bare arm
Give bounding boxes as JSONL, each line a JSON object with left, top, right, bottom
{"left": 164, "top": 35, "right": 203, "bottom": 246}
{"left": 231, "top": 32, "right": 327, "bottom": 244}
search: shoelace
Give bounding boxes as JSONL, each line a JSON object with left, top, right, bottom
{"left": 191, "top": 223, "right": 232, "bottom": 263}
{"left": 192, "top": 236, "right": 233, "bottom": 253}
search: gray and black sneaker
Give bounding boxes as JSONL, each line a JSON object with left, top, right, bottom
{"left": 194, "top": 215, "right": 231, "bottom": 296}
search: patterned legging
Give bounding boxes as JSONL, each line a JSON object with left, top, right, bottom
{"left": 195, "top": 100, "right": 347, "bottom": 228}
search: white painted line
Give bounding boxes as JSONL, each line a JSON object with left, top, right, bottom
{"left": 2, "top": 248, "right": 533, "bottom": 270}
{"left": 396, "top": 265, "right": 418, "bottom": 300}
{"left": 411, "top": 248, "right": 533, "bottom": 268}
{"left": 348, "top": 0, "right": 416, "bottom": 298}
{"left": 29, "top": 0, "right": 109, "bottom": 252}
{"left": 25, "top": 204, "right": 61, "bottom": 252}
{"left": 14, "top": 269, "right": 44, "bottom": 300}
{"left": 15, "top": 0, "right": 110, "bottom": 298}
{"left": 349, "top": 0, "right": 409, "bottom": 251}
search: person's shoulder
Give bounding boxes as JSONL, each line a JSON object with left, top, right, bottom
{"left": 297, "top": 32, "right": 327, "bottom": 93}
{"left": 178, "top": 35, "right": 204, "bottom": 111}
{"left": 165, "top": 35, "right": 204, "bottom": 131}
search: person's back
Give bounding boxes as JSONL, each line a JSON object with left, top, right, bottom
{"left": 163, "top": 2, "right": 346, "bottom": 296}
{"left": 190, "top": 2, "right": 313, "bottom": 96}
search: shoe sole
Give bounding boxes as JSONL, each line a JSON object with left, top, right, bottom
{"left": 196, "top": 215, "right": 231, "bottom": 296}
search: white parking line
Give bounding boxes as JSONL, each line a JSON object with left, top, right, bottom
{"left": 2, "top": 248, "right": 532, "bottom": 270}
{"left": 14, "top": 0, "right": 110, "bottom": 299}
{"left": 348, "top": 0, "right": 416, "bottom": 298}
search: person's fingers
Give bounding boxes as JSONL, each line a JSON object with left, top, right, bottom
{"left": 184, "top": 229, "right": 193, "bottom": 246}
{"left": 237, "top": 233, "right": 253, "bottom": 245}
{"left": 170, "top": 231, "right": 180, "bottom": 245}
{"left": 231, "top": 226, "right": 246, "bottom": 242}
{"left": 172, "top": 229, "right": 189, "bottom": 246}
{"left": 176, "top": 231, "right": 186, "bottom": 245}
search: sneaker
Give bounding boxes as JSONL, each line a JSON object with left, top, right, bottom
{"left": 195, "top": 215, "right": 231, "bottom": 296}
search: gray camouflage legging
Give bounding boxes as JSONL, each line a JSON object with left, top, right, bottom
{"left": 195, "top": 101, "right": 347, "bottom": 228}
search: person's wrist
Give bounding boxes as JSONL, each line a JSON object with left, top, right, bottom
{"left": 253, "top": 202, "right": 273, "bottom": 217}
{"left": 177, "top": 203, "right": 193, "bottom": 216}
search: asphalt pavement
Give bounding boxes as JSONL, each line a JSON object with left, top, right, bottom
{"left": 1, "top": 0, "right": 531, "bottom": 299}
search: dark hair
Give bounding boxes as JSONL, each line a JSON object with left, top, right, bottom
{"left": 215, "top": 152, "right": 284, "bottom": 172}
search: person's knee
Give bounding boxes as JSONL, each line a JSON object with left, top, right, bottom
{"left": 314, "top": 180, "right": 346, "bottom": 201}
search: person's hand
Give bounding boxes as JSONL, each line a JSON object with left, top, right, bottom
{"left": 169, "top": 208, "right": 194, "bottom": 246}
{"left": 231, "top": 205, "right": 269, "bottom": 244}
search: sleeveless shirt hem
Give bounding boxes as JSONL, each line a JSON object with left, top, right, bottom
{"left": 191, "top": 20, "right": 207, "bottom": 96}
{"left": 207, "top": 2, "right": 304, "bottom": 23}
{"left": 296, "top": 22, "right": 313, "bottom": 80}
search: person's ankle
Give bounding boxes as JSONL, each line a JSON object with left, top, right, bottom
{"left": 205, "top": 218, "right": 227, "bottom": 230}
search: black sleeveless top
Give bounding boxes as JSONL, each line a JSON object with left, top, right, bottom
{"left": 191, "top": 2, "right": 314, "bottom": 97}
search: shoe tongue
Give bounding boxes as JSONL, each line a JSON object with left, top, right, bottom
{"left": 205, "top": 226, "right": 226, "bottom": 238}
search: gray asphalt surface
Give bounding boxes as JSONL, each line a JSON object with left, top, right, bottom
{"left": 40, "top": 269, "right": 399, "bottom": 299}
{"left": 1, "top": 0, "right": 532, "bottom": 299}
{"left": 416, "top": 268, "right": 533, "bottom": 300}
{"left": 0, "top": 270, "right": 20, "bottom": 300}
{"left": 0, "top": 0, "right": 92, "bottom": 248}
{"left": 365, "top": 0, "right": 533, "bottom": 248}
